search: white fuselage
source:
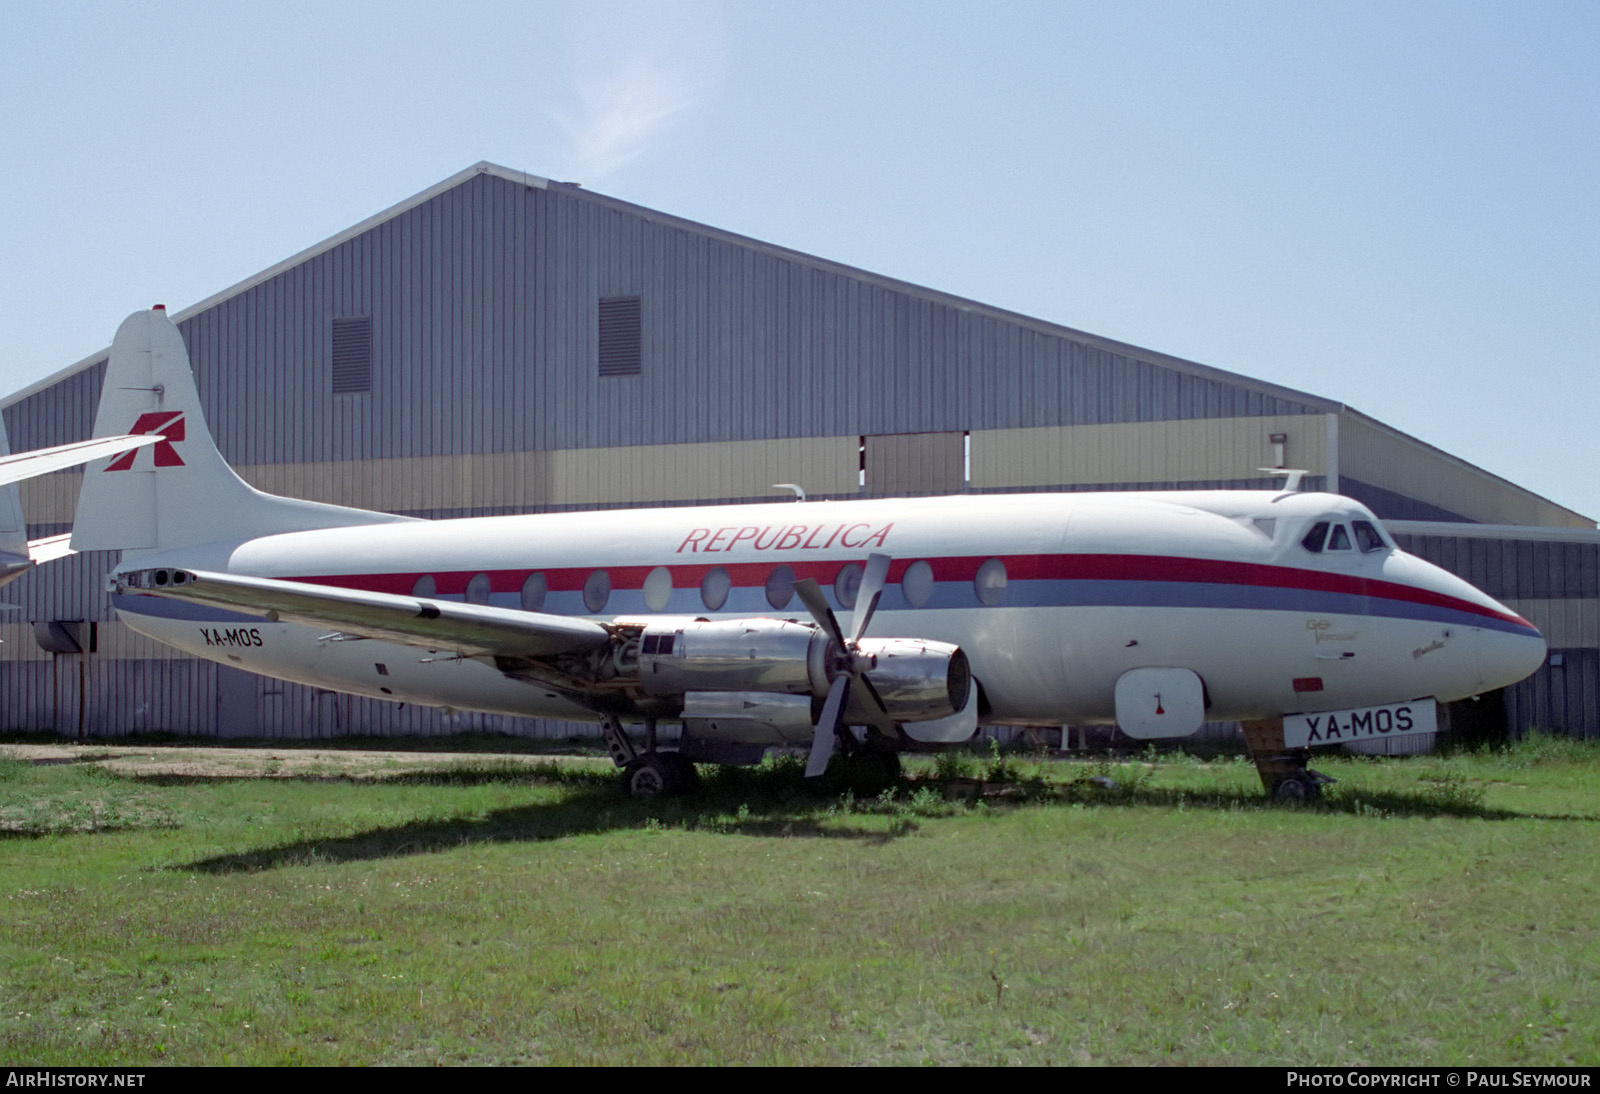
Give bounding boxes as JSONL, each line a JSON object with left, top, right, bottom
{"left": 111, "top": 489, "right": 1547, "bottom": 729}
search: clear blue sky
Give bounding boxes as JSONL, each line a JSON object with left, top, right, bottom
{"left": 3, "top": 0, "right": 1596, "bottom": 519}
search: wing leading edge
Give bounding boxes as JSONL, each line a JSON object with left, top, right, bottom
{"left": 115, "top": 568, "right": 612, "bottom": 659}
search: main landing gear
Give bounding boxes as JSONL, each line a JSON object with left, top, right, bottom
{"left": 623, "top": 751, "right": 700, "bottom": 797}
{"left": 1240, "top": 717, "right": 1336, "bottom": 803}
{"left": 602, "top": 715, "right": 700, "bottom": 798}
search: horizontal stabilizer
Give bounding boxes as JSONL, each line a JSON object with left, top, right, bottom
{"left": 116, "top": 568, "right": 613, "bottom": 660}
{"left": 27, "top": 533, "right": 74, "bottom": 564}
{"left": 0, "top": 433, "right": 161, "bottom": 487}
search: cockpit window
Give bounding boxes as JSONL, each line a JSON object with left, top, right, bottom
{"left": 1352, "top": 520, "right": 1388, "bottom": 553}
{"left": 1301, "top": 521, "right": 1330, "bottom": 553}
{"left": 1326, "top": 524, "right": 1353, "bottom": 551}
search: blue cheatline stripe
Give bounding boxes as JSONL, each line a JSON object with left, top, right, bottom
{"left": 110, "top": 577, "right": 1541, "bottom": 640}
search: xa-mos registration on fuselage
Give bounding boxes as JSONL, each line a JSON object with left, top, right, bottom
{"left": 78, "top": 308, "right": 1545, "bottom": 798}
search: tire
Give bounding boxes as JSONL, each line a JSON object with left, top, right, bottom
{"left": 1273, "top": 773, "right": 1320, "bottom": 803}
{"left": 625, "top": 754, "right": 677, "bottom": 798}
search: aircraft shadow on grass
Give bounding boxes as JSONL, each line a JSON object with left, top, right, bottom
{"left": 122, "top": 762, "right": 1600, "bottom": 874}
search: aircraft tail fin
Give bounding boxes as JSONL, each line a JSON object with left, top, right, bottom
{"left": 72, "top": 307, "right": 409, "bottom": 557}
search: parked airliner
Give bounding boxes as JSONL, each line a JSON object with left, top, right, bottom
{"left": 73, "top": 308, "right": 1546, "bottom": 797}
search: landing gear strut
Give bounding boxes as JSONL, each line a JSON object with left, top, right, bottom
{"left": 1241, "top": 717, "right": 1335, "bottom": 803}
{"left": 603, "top": 715, "right": 699, "bottom": 798}
{"left": 818, "top": 726, "right": 903, "bottom": 789}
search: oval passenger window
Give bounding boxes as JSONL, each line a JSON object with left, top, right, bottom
{"left": 833, "top": 562, "right": 862, "bottom": 609}
{"left": 701, "top": 567, "right": 731, "bottom": 611}
{"left": 583, "top": 570, "right": 611, "bottom": 613}
{"left": 765, "top": 565, "right": 796, "bottom": 610}
{"left": 902, "top": 560, "right": 934, "bottom": 608}
{"left": 520, "top": 572, "right": 547, "bottom": 612}
{"left": 643, "top": 566, "right": 673, "bottom": 612}
{"left": 974, "top": 557, "right": 1008, "bottom": 606}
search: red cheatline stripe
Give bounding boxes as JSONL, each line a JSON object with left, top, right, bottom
{"left": 289, "top": 551, "right": 1534, "bottom": 630}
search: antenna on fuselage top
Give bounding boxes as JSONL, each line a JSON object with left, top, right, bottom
{"left": 1259, "top": 468, "right": 1308, "bottom": 499}
{"left": 772, "top": 483, "right": 806, "bottom": 502}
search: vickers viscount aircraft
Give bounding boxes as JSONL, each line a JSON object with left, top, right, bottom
{"left": 73, "top": 308, "right": 1546, "bottom": 798}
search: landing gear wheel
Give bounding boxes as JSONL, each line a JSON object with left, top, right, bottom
{"left": 624, "top": 754, "right": 678, "bottom": 798}
{"left": 1273, "top": 772, "right": 1321, "bottom": 803}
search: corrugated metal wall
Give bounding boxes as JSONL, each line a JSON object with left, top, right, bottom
{"left": 1392, "top": 530, "right": 1600, "bottom": 736}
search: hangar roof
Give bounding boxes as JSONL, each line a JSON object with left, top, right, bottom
{"left": 5, "top": 161, "right": 1339, "bottom": 415}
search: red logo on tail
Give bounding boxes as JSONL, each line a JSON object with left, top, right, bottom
{"left": 106, "top": 412, "right": 186, "bottom": 470}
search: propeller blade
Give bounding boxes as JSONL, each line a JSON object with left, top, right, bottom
{"left": 793, "top": 577, "right": 844, "bottom": 647}
{"left": 849, "top": 553, "right": 891, "bottom": 645}
{"left": 806, "top": 675, "right": 851, "bottom": 778}
{"left": 844, "top": 665, "right": 896, "bottom": 735}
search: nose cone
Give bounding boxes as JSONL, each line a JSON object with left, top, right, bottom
{"left": 1477, "top": 609, "right": 1548, "bottom": 693}
{"left": 1388, "top": 550, "right": 1547, "bottom": 694}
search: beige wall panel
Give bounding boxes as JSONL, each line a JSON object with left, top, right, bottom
{"left": 17, "top": 437, "right": 856, "bottom": 526}
{"left": 970, "top": 415, "right": 1326, "bottom": 490}
{"left": 546, "top": 436, "right": 857, "bottom": 505}
{"left": 1340, "top": 414, "right": 1590, "bottom": 528}
{"left": 0, "top": 623, "right": 50, "bottom": 662}
{"left": 1505, "top": 598, "right": 1600, "bottom": 650}
{"left": 18, "top": 472, "right": 83, "bottom": 527}
{"left": 243, "top": 436, "right": 855, "bottom": 511}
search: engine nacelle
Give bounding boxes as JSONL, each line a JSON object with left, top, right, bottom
{"left": 637, "top": 619, "right": 829, "bottom": 698}
{"left": 680, "top": 691, "right": 816, "bottom": 746}
{"left": 636, "top": 618, "right": 970, "bottom": 725}
{"left": 855, "top": 638, "right": 971, "bottom": 723}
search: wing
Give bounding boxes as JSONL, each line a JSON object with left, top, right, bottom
{"left": 0, "top": 434, "right": 162, "bottom": 487}
{"left": 115, "top": 567, "right": 611, "bottom": 659}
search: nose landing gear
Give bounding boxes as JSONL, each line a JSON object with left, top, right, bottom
{"left": 1241, "top": 717, "right": 1336, "bottom": 803}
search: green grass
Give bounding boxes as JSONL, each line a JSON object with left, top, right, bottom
{"left": 0, "top": 737, "right": 1596, "bottom": 1065}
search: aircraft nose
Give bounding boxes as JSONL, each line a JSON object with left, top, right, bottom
{"left": 1476, "top": 611, "right": 1548, "bottom": 693}
{"left": 1387, "top": 550, "right": 1547, "bottom": 695}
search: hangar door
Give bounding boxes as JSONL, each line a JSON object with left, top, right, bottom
{"left": 863, "top": 432, "right": 966, "bottom": 496}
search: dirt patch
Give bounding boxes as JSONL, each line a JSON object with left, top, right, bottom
{"left": 0, "top": 742, "right": 597, "bottom": 779}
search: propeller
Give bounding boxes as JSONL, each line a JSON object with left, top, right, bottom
{"left": 796, "top": 553, "right": 895, "bottom": 777}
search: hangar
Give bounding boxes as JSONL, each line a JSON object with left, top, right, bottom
{"left": 2, "top": 162, "right": 1594, "bottom": 740}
